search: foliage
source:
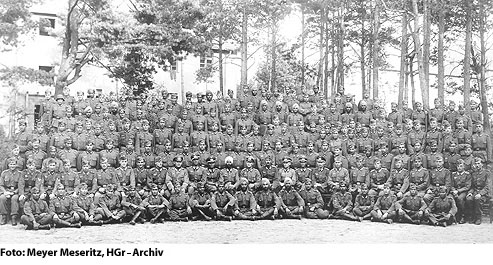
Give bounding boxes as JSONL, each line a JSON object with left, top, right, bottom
{"left": 94, "top": 0, "right": 208, "bottom": 96}
{"left": 0, "top": 0, "right": 35, "bottom": 47}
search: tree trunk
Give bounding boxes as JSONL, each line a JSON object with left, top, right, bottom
{"left": 422, "top": 0, "right": 431, "bottom": 109}
{"left": 218, "top": 35, "right": 224, "bottom": 96}
{"left": 301, "top": 5, "right": 305, "bottom": 87}
{"left": 270, "top": 22, "right": 277, "bottom": 93}
{"left": 329, "top": 10, "right": 335, "bottom": 96}
{"left": 336, "top": 3, "right": 345, "bottom": 93}
{"left": 360, "top": 2, "right": 366, "bottom": 98}
{"left": 437, "top": 0, "right": 445, "bottom": 106}
{"left": 240, "top": 5, "right": 248, "bottom": 92}
{"left": 398, "top": 10, "right": 408, "bottom": 107}
{"left": 411, "top": 0, "right": 426, "bottom": 108}
{"left": 463, "top": 0, "right": 472, "bottom": 115}
{"left": 410, "top": 53, "right": 416, "bottom": 107}
{"left": 325, "top": 9, "right": 331, "bottom": 97}
{"left": 372, "top": 0, "right": 380, "bottom": 100}
{"left": 318, "top": 8, "right": 324, "bottom": 93}
{"left": 404, "top": 56, "right": 409, "bottom": 105}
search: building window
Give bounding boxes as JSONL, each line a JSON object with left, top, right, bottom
{"left": 199, "top": 56, "right": 212, "bottom": 69}
{"left": 171, "top": 61, "right": 177, "bottom": 71}
{"left": 39, "top": 17, "right": 55, "bottom": 36}
{"left": 39, "top": 66, "right": 54, "bottom": 72}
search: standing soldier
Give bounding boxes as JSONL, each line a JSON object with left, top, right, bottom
{"left": 142, "top": 184, "right": 169, "bottom": 223}
{"left": 233, "top": 177, "right": 258, "bottom": 220}
{"left": 371, "top": 184, "right": 397, "bottom": 223}
{"left": 278, "top": 177, "right": 304, "bottom": 219}
{"left": 450, "top": 159, "right": 471, "bottom": 224}
{"left": 465, "top": 157, "right": 490, "bottom": 225}
{"left": 114, "top": 156, "right": 136, "bottom": 193}
{"left": 395, "top": 184, "right": 427, "bottom": 225}
{"left": 408, "top": 156, "right": 430, "bottom": 197}
{"left": 0, "top": 158, "right": 24, "bottom": 225}
{"left": 189, "top": 182, "right": 213, "bottom": 221}
{"left": 203, "top": 157, "right": 220, "bottom": 193}
{"left": 275, "top": 157, "right": 296, "bottom": 193}
{"left": 386, "top": 158, "right": 409, "bottom": 199}
{"left": 219, "top": 156, "right": 239, "bottom": 191}
{"left": 165, "top": 156, "right": 189, "bottom": 195}
{"left": 20, "top": 187, "right": 53, "bottom": 230}
{"left": 210, "top": 181, "right": 235, "bottom": 221}
{"left": 424, "top": 155, "right": 451, "bottom": 205}
{"left": 239, "top": 156, "right": 261, "bottom": 191}
{"left": 26, "top": 138, "right": 47, "bottom": 170}
{"left": 426, "top": 187, "right": 457, "bottom": 227}
{"left": 368, "top": 159, "right": 390, "bottom": 198}
{"left": 50, "top": 184, "right": 82, "bottom": 228}
{"left": 471, "top": 123, "right": 491, "bottom": 164}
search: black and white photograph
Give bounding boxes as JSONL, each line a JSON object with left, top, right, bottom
{"left": 0, "top": 0, "right": 492, "bottom": 252}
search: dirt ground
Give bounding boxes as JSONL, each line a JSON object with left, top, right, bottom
{"left": 1, "top": 217, "right": 492, "bottom": 244}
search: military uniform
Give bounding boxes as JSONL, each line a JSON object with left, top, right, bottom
{"left": 50, "top": 193, "right": 82, "bottom": 227}
{"left": 0, "top": 168, "right": 24, "bottom": 224}
{"left": 168, "top": 191, "right": 191, "bottom": 221}
{"left": 234, "top": 189, "right": 257, "bottom": 220}
{"left": 371, "top": 193, "right": 397, "bottom": 223}
{"left": 278, "top": 186, "right": 304, "bottom": 219}
{"left": 20, "top": 192, "right": 54, "bottom": 230}
{"left": 426, "top": 194, "right": 457, "bottom": 226}
{"left": 395, "top": 192, "right": 427, "bottom": 224}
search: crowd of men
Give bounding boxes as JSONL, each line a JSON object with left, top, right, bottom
{"left": 0, "top": 85, "right": 492, "bottom": 231}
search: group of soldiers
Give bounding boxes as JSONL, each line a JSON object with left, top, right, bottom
{"left": 0, "top": 85, "right": 492, "bottom": 230}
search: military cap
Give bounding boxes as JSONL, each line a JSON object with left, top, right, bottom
{"left": 206, "top": 156, "right": 216, "bottom": 163}
{"left": 197, "top": 182, "right": 205, "bottom": 188}
{"left": 173, "top": 155, "right": 184, "bottom": 162}
{"left": 316, "top": 156, "right": 326, "bottom": 162}
{"left": 154, "top": 156, "right": 163, "bottom": 162}
{"left": 245, "top": 156, "right": 255, "bottom": 163}
{"left": 282, "top": 157, "right": 292, "bottom": 163}
{"left": 150, "top": 184, "right": 158, "bottom": 190}
{"left": 31, "top": 187, "right": 40, "bottom": 194}
{"left": 56, "top": 94, "right": 65, "bottom": 101}
{"left": 191, "top": 153, "right": 200, "bottom": 160}
{"left": 299, "top": 155, "right": 307, "bottom": 161}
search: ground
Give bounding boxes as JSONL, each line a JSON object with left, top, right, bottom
{"left": 1, "top": 217, "right": 492, "bottom": 244}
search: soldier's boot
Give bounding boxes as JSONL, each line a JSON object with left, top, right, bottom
{"left": 129, "top": 212, "right": 141, "bottom": 225}
{"left": 11, "top": 215, "right": 17, "bottom": 226}
{"left": 55, "top": 219, "right": 72, "bottom": 228}
{"left": 0, "top": 214, "right": 6, "bottom": 225}
{"left": 87, "top": 220, "right": 103, "bottom": 226}
{"left": 285, "top": 213, "right": 302, "bottom": 220}
{"left": 70, "top": 222, "right": 82, "bottom": 228}
{"left": 38, "top": 224, "right": 51, "bottom": 230}
{"left": 197, "top": 209, "right": 212, "bottom": 221}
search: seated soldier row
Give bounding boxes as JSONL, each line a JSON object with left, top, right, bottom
{"left": 1, "top": 151, "right": 490, "bottom": 228}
